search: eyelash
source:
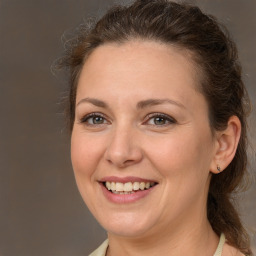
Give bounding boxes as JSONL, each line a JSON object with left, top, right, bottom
{"left": 144, "top": 113, "right": 176, "bottom": 126}
{"left": 80, "top": 112, "right": 109, "bottom": 126}
{"left": 79, "top": 112, "right": 176, "bottom": 127}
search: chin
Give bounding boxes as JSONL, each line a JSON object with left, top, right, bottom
{"left": 96, "top": 211, "right": 159, "bottom": 238}
{"left": 105, "top": 224, "right": 154, "bottom": 238}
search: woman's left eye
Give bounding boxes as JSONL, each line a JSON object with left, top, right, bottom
{"left": 145, "top": 113, "right": 176, "bottom": 126}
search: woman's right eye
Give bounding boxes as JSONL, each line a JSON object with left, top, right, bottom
{"left": 80, "top": 113, "right": 109, "bottom": 126}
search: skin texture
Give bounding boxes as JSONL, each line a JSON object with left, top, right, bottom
{"left": 71, "top": 41, "right": 242, "bottom": 255}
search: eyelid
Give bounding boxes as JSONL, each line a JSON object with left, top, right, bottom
{"left": 78, "top": 112, "right": 176, "bottom": 127}
{"left": 143, "top": 112, "right": 177, "bottom": 125}
{"left": 79, "top": 112, "right": 110, "bottom": 125}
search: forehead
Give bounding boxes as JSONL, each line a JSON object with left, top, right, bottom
{"left": 87, "top": 40, "right": 197, "bottom": 69}
{"left": 76, "top": 40, "right": 203, "bottom": 104}
{"left": 80, "top": 40, "right": 200, "bottom": 82}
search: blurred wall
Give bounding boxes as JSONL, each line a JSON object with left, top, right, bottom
{"left": 0, "top": 0, "right": 255, "bottom": 255}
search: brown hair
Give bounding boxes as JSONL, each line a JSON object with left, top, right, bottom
{"left": 58, "top": 0, "right": 252, "bottom": 254}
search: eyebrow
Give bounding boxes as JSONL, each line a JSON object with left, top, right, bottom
{"left": 76, "top": 97, "right": 185, "bottom": 109}
{"left": 136, "top": 98, "right": 185, "bottom": 109}
{"left": 76, "top": 98, "right": 109, "bottom": 108}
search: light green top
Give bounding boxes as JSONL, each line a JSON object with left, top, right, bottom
{"left": 89, "top": 233, "right": 226, "bottom": 256}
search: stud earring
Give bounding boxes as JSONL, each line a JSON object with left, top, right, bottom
{"left": 217, "top": 165, "right": 221, "bottom": 172}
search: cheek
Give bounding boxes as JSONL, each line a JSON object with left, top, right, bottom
{"left": 70, "top": 131, "right": 108, "bottom": 212}
{"left": 144, "top": 128, "right": 213, "bottom": 181}
{"left": 70, "top": 131, "right": 105, "bottom": 179}
{"left": 145, "top": 130, "right": 213, "bottom": 214}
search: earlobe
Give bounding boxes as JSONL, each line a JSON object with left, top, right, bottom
{"left": 210, "top": 116, "right": 241, "bottom": 174}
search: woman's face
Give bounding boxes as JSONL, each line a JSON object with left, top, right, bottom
{"left": 71, "top": 41, "right": 217, "bottom": 238}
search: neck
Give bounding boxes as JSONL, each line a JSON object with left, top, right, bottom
{"left": 107, "top": 214, "right": 219, "bottom": 256}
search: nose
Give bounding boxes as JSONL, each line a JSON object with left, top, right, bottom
{"left": 104, "top": 127, "right": 143, "bottom": 168}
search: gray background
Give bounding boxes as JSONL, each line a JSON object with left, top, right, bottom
{"left": 0, "top": 0, "right": 255, "bottom": 255}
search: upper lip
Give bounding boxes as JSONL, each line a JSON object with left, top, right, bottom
{"left": 99, "top": 176, "right": 158, "bottom": 183}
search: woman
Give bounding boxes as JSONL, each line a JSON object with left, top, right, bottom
{"left": 59, "top": 0, "right": 252, "bottom": 255}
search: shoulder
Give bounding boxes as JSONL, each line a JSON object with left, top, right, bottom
{"left": 222, "top": 242, "right": 246, "bottom": 256}
{"left": 89, "top": 239, "right": 109, "bottom": 256}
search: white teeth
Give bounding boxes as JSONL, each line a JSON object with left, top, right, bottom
{"left": 104, "top": 181, "right": 156, "bottom": 193}
{"left": 139, "top": 182, "right": 145, "bottom": 190}
{"left": 124, "top": 191, "right": 135, "bottom": 194}
{"left": 133, "top": 182, "right": 140, "bottom": 191}
{"left": 116, "top": 182, "right": 124, "bottom": 192}
{"left": 106, "top": 181, "right": 111, "bottom": 190}
{"left": 124, "top": 182, "right": 133, "bottom": 192}
{"left": 111, "top": 182, "right": 116, "bottom": 191}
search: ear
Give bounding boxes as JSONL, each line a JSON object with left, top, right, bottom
{"left": 210, "top": 116, "right": 241, "bottom": 174}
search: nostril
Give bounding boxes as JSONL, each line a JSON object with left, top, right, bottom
{"left": 106, "top": 155, "right": 141, "bottom": 168}
{"left": 104, "top": 133, "right": 143, "bottom": 167}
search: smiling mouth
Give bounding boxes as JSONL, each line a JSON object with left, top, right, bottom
{"left": 103, "top": 181, "right": 157, "bottom": 194}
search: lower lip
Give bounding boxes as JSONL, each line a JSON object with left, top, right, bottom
{"left": 100, "top": 183, "right": 156, "bottom": 204}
